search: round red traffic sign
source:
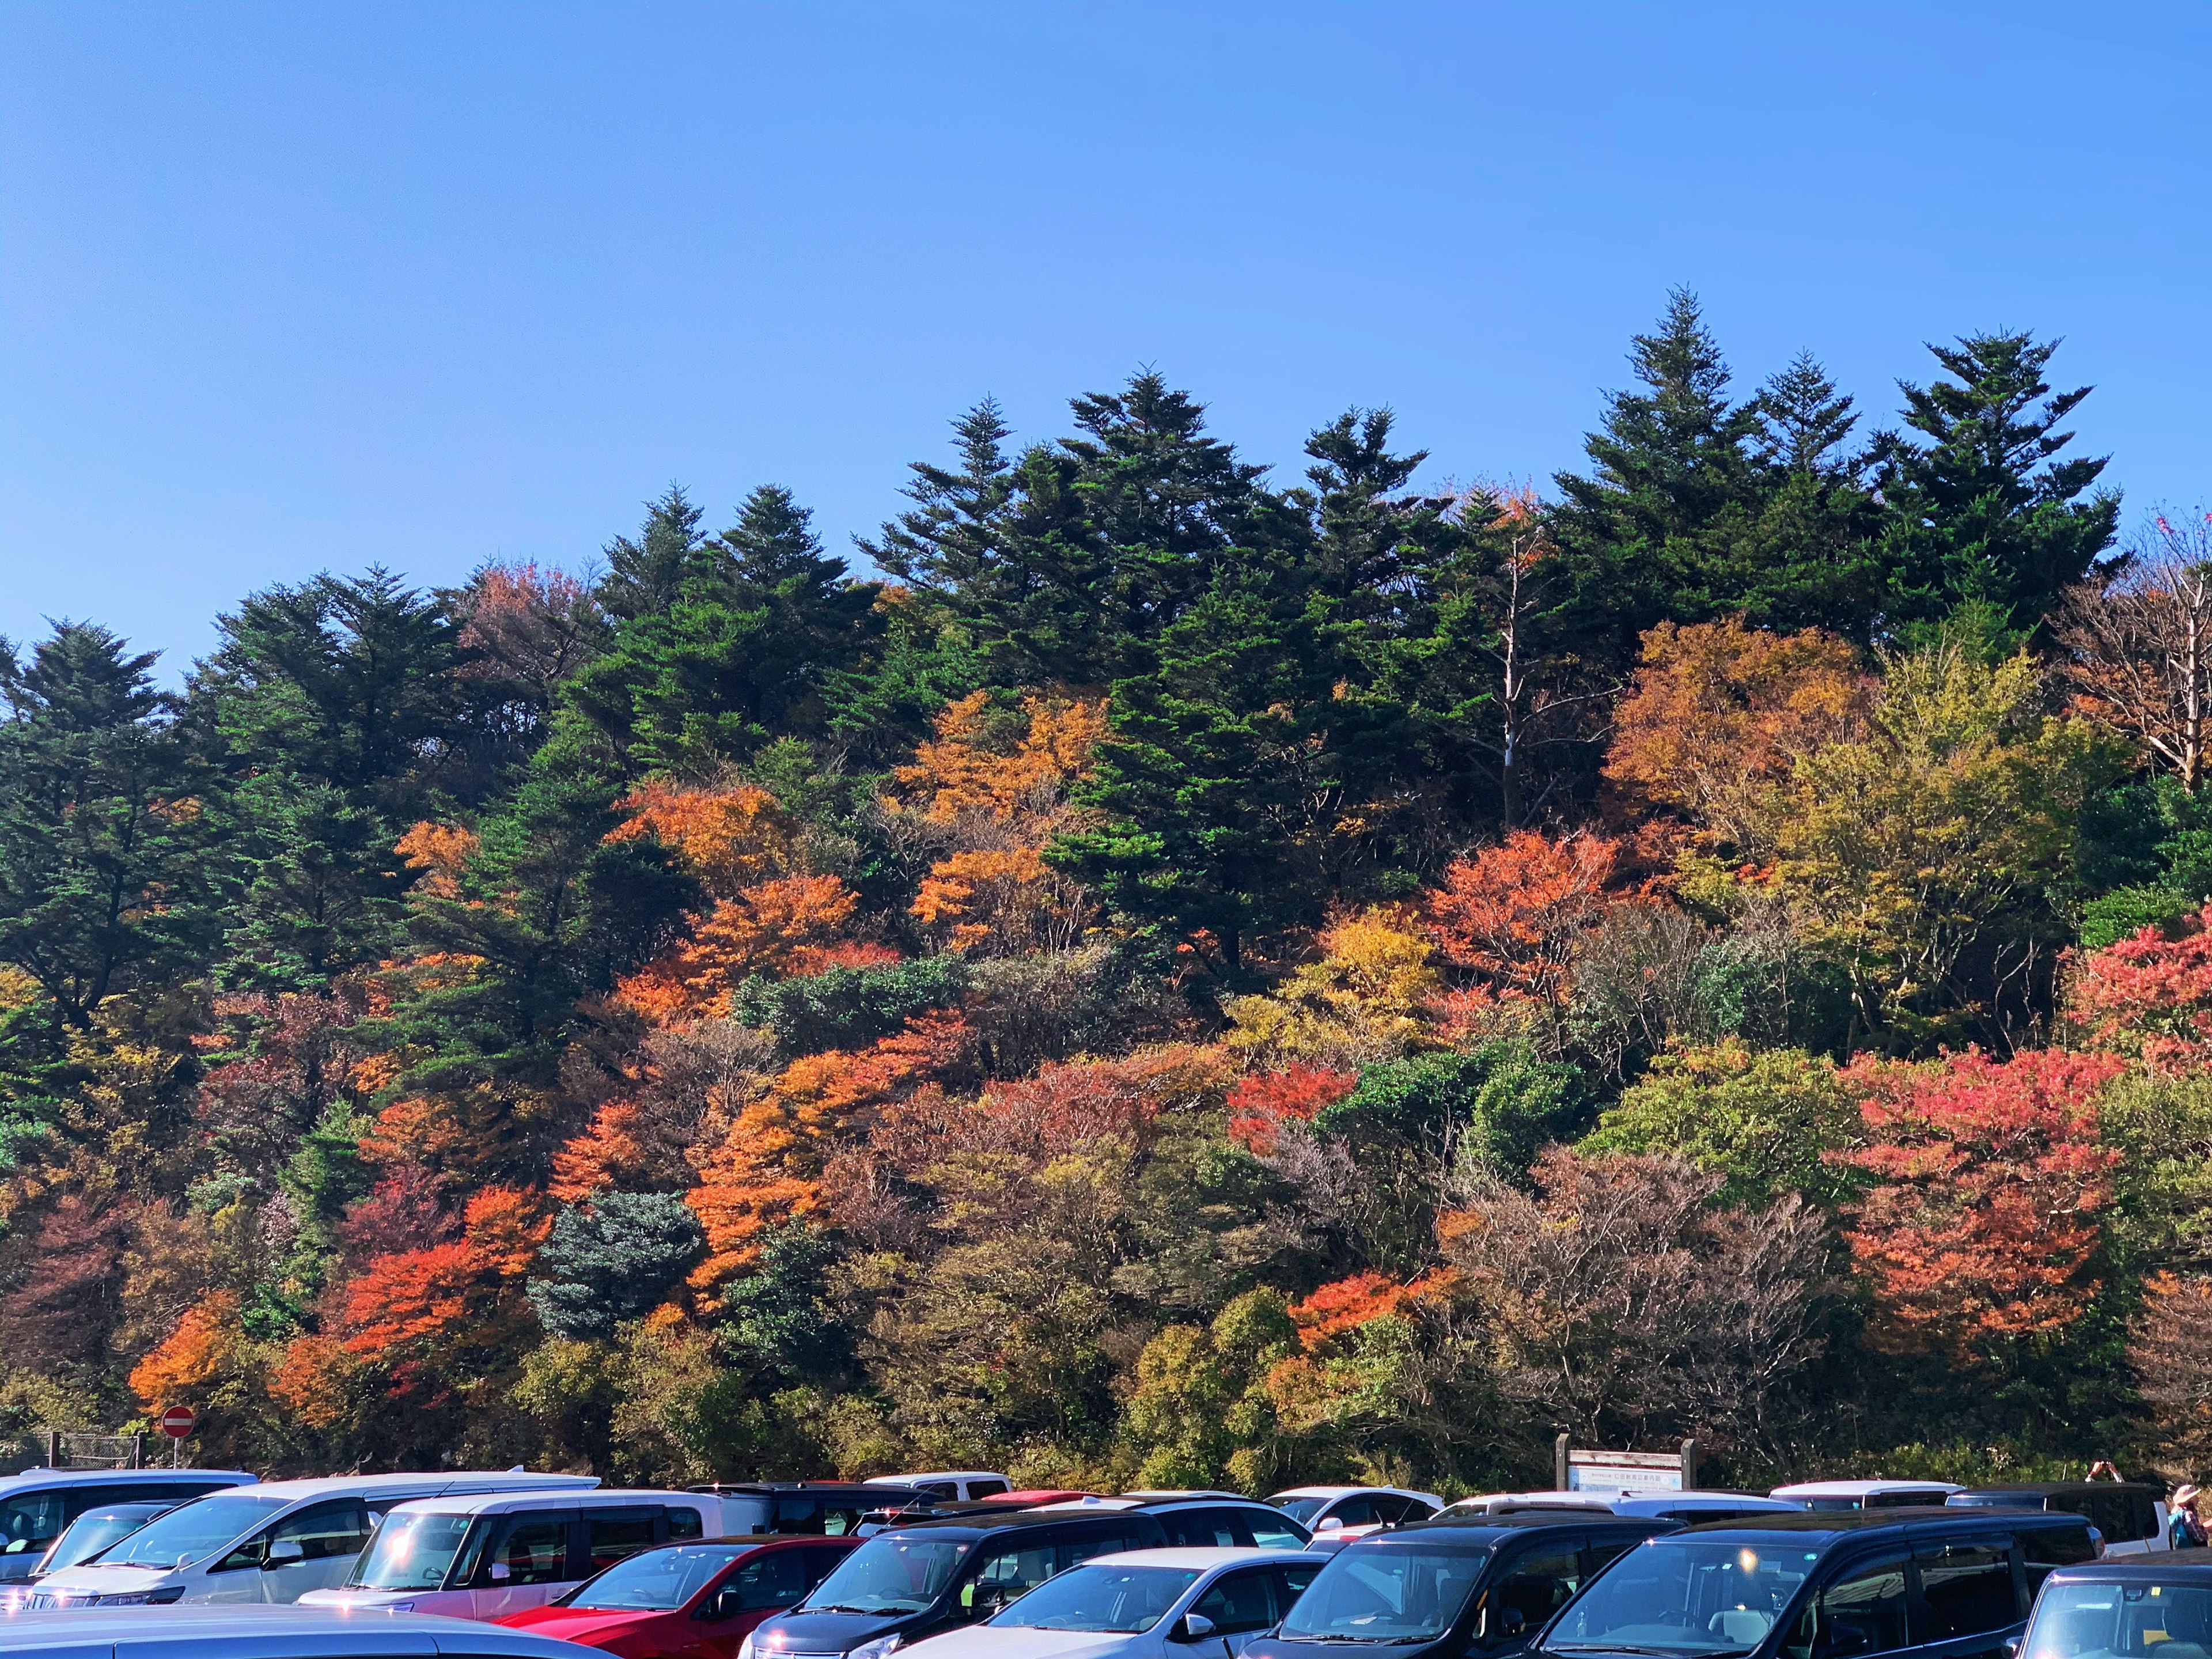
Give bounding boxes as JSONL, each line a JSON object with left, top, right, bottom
{"left": 159, "top": 1405, "right": 196, "bottom": 1440}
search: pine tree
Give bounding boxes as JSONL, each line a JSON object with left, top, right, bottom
{"left": 1872, "top": 331, "right": 2122, "bottom": 631}
{"left": 596, "top": 486, "right": 718, "bottom": 623}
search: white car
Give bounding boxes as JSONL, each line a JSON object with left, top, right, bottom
{"left": 1265, "top": 1487, "right": 1441, "bottom": 1535}
{"left": 0, "top": 1468, "right": 257, "bottom": 1586}
{"left": 24, "top": 1472, "right": 601, "bottom": 1609}
{"left": 1768, "top": 1478, "right": 1963, "bottom": 1511}
{"left": 865, "top": 1472, "right": 1013, "bottom": 1502}
{"left": 0, "top": 1604, "right": 600, "bottom": 1656}
{"left": 297, "top": 1488, "right": 718, "bottom": 1621}
{"left": 901, "top": 1547, "right": 1326, "bottom": 1659}
{"left": 1438, "top": 1490, "right": 1800, "bottom": 1524}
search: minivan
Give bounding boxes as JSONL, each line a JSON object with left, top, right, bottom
{"left": 24, "top": 1471, "right": 600, "bottom": 1608}
{"left": 1530, "top": 1506, "right": 2100, "bottom": 1659}
{"left": 1947, "top": 1483, "right": 2170, "bottom": 1557}
{"left": 696, "top": 1482, "right": 926, "bottom": 1536}
{"left": 2017, "top": 1550, "right": 2212, "bottom": 1659}
{"left": 1035, "top": 1496, "right": 1312, "bottom": 1550}
{"left": 0, "top": 1468, "right": 256, "bottom": 1584}
{"left": 866, "top": 1472, "right": 1013, "bottom": 1502}
{"left": 744, "top": 1506, "right": 1174, "bottom": 1659}
{"left": 298, "top": 1487, "right": 719, "bottom": 1620}
{"left": 1244, "top": 1512, "right": 1681, "bottom": 1659}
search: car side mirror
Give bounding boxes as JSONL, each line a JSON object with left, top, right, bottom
{"left": 1317, "top": 1517, "right": 1344, "bottom": 1532}
{"left": 702, "top": 1585, "right": 744, "bottom": 1622}
{"left": 1176, "top": 1614, "right": 1218, "bottom": 1642}
{"left": 489, "top": 1561, "right": 512, "bottom": 1582}
{"left": 1819, "top": 1622, "right": 1873, "bottom": 1658}
{"left": 264, "top": 1539, "right": 304, "bottom": 1570}
{"left": 1500, "top": 1610, "right": 1528, "bottom": 1638}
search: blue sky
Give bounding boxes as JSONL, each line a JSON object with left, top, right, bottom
{"left": 3, "top": 1, "right": 2207, "bottom": 678}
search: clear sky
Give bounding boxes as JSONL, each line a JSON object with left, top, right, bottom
{"left": 3, "top": 0, "right": 2207, "bottom": 679}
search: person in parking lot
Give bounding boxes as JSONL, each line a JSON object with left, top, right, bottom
{"left": 2172, "top": 1484, "right": 2206, "bottom": 1549}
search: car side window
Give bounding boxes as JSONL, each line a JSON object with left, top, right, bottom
{"left": 918, "top": 1483, "right": 958, "bottom": 1500}
{"left": 2020, "top": 1525, "right": 2097, "bottom": 1594}
{"left": 1794, "top": 1555, "right": 1912, "bottom": 1659}
{"left": 668, "top": 1506, "right": 704, "bottom": 1540}
{"left": 1582, "top": 1532, "right": 1644, "bottom": 1576}
{"left": 1274, "top": 1562, "right": 1323, "bottom": 1609}
{"left": 726, "top": 1548, "right": 818, "bottom": 1609}
{"left": 1489, "top": 1542, "right": 1584, "bottom": 1640}
{"left": 1328, "top": 1497, "right": 1380, "bottom": 1529}
{"left": 803, "top": 1544, "right": 854, "bottom": 1589}
{"left": 1914, "top": 1538, "right": 2019, "bottom": 1640}
{"left": 588, "top": 1510, "right": 660, "bottom": 1573}
{"left": 0, "top": 1491, "right": 62, "bottom": 1557}
{"left": 965, "top": 1541, "right": 1058, "bottom": 1616}
{"left": 1252, "top": 1515, "right": 1309, "bottom": 1550}
{"left": 774, "top": 1498, "right": 828, "bottom": 1536}
{"left": 969, "top": 1481, "right": 1010, "bottom": 1499}
{"left": 483, "top": 1516, "right": 571, "bottom": 1586}
{"left": 1060, "top": 1531, "right": 1144, "bottom": 1571}
{"left": 1194, "top": 1569, "right": 1280, "bottom": 1636}
{"left": 1400, "top": 1498, "right": 1439, "bottom": 1521}
{"left": 1160, "top": 1509, "right": 1241, "bottom": 1548}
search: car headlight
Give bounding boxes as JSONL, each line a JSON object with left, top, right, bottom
{"left": 94, "top": 1588, "right": 184, "bottom": 1608}
{"left": 736, "top": 1632, "right": 756, "bottom": 1659}
{"left": 850, "top": 1635, "right": 904, "bottom": 1659}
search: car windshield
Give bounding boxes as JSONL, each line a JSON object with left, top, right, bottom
{"left": 351, "top": 1511, "right": 474, "bottom": 1590}
{"left": 100, "top": 1493, "right": 288, "bottom": 1569}
{"left": 1547, "top": 1538, "right": 1816, "bottom": 1656}
{"left": 40, "top": 1508, "right": 171, "bottom": 1574}
{"left": 1277, "top": 1499, "right": 1330, "bottom": 1525}
{"left": 566, "top": 1543, "right": 751, "bottom": 1611}
{"left": 990, "top": 1565, "right": 1203, "bottom": 1633}
{"left": 800, "top": 1535, "right": 972, "bottom": 1615}
{"left": 2027, "top": 1579, "right": 2212, "bottom": 1659}
{"left": 1281, "top": 1547, "right": 1490, "bottom": 1643}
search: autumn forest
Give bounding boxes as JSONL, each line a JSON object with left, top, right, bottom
{"left": 7, "top": 292, "right": 2212, "bottom": 1493}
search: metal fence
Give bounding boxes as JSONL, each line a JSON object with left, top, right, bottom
{"left": 0, "top": 1431, "right": 167, "bottom": 1475}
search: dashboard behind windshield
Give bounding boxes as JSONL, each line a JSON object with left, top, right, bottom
{"left": 1546, "top": 1538, "right": 1816, "bottom": 1657}
{"left": 96, "top": 1493, "right": 287, "bottom": 1569}
{"left": 800, "top": 1535, "right": 972, "bottom": 1615}
{"left": 1281, "top": 1547, "right": 1489, "bottom": 1643}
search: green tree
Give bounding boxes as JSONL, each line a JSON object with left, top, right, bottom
{"left": 527, "top": 1192, "right": 704, "bottom": 1339}
{"left": 1872, "top": 331, "right": 2122, "bottom": 631}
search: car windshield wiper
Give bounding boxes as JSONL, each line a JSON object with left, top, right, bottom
{"left": 1287, "top": 1636, "right": 1393, "bottom": 1644}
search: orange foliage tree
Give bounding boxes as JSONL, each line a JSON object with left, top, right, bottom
{"left": 887, "top": 691, "right": 1106, "bottom": 954}
{"left": 335, "top": 1185, "right": 549, "bottom": 1366}
{"left": 1286, "top": 1270, "right": 1457, "bottom": 1349}
{"left": 1838, "top": 1049, "right": 2124, "bottom": 1358}
{"left": 1226, "top": 1065, "right": 1359, "bottom": 1156}
{"left": 1604, "top": 618, "right": 1872, "bottom": 854}
{"left": 2066, "top": 905, "right": 2212, "bottom": 1072}
{"left": 1423, "top": 831, "right": 1627, "bottom": 1005}
{"left": 687, "top": 1014, "right": 975, "bottom": 1292}
{"left": 128, "top": 1289, "right": 250, "bottom": 1415}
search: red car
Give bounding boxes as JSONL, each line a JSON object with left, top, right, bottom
{"left": 498, "top": 1535, "right": 859, "bottom": 1658}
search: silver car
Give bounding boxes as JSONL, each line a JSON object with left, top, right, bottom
{"left": 0, "top": 1603, "right": 597, "bottom": 1656}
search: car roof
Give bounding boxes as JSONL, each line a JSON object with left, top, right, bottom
{"left": 2051, "top": 1551, "right": 2212, "bottom": 1581}
{"left": 1088, "top": 1547, "right": 1331, "bottom": 1570}
{"left": 0, "top": 1604, "right": 589, "bottom": 1655}
{"left": 388, "top": 1487, "right": 695, "bottom": 1517}
{"left": 205, "top": 1472, "right": 601, "bottom": 1503}
{"left": 1674, "top": 1507, "right": 2080, "bottom": 1536}
{"left": 1123, "top": 1491, "right": 1250, "bottom": 1502}
{"left": 1953, "top": 1482, "right": 2164, "bottom": 1498}
{"left": 1270, "top": 1486, "right": 1365, "bottom": 1499}
{"left": 1397, "top": 1513, "right": 1664, "bottom": 1539}
{"left": 694, "top": 1481, "right": 909, "bottom": 1495}
{"left": 0, "top": 1469, "right": 256, "bottom": 1495}
{"left": 1770, "top": 1480, "right": 1963, "bottom": 1497}
{"left": 868, "top": 1471, "right": 1005, "bottom": 1482}
{"left": 888, "top": 1509, "right": 1151, "bottom": 1537}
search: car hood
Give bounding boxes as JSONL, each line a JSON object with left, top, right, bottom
{"left": 908, "top": 1626, "right": 1140, "bottom": 1659}
{"left": 755, "top": 1608, "right": 921, "bottom": 1652}
{"left": 499, "top": 1605, "right": 661, "bottom": 1641}
{"left": 27, "top": 1563, "right": 172, "bottom": 1599}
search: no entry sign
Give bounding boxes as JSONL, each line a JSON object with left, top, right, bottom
{"left": 159, "top": 1404, "right": 196, "bottom": 1441}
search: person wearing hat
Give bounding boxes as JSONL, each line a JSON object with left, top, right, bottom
{"left": 2172, "top": 1483, "right": 2206, "bottom": 1548}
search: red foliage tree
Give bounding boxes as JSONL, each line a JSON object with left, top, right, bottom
{"left": 1424, "top": 831, "right": 1627, "bottom": 1003}
{"left": 1838, "top": 1049, "right": 2124, "bottom": 1357}
{"left": 2067, "top": 906, "right": 2212, "bottom": 1072}
{"left": 337, "top": 1186, "right": 548, "bottom": 1363}
{"left": 1226, "top": 1066, "right": 1359, "bottom": 1156}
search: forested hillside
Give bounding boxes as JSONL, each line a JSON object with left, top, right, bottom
{"left": 8, "top": 293, "right": 2212, "bottom": 1491}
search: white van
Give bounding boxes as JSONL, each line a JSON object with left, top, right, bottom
{"left": 865, "top": 1471, "right": 1012, "bottom": 1502}
{"left": 297, "top": 1487, "right": 718, "bottom": 1621}
{"left": 24, "top": 1471, "right": 599, "bottom": 1609}
{"left": 0, "top": 1468, "right": 256, "bottom": 1584}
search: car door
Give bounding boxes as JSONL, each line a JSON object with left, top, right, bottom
{"left": 1486, "top": 1537, "right": 1586, "bottom": 1650}
{"left": 1186, "top": 1566, "right": 1285, "bottom": 1658}
{"left": 467, "top": 1510, "right": 576, "bottom": 1621}
{"left": 1779, "top": 1551, "right": 1915, "bottom": 1659}
{"left": 960, "top": 1535, "right": 1061, "bottom": 1621}
{"left": 1907, "top": 1536, "right": 2022, "bottom": 1659}
{"left": 0, "top": 1489, "right": 63, "bottom": 1584}
{"left": 207, "top": 1499, "right": 374, "bottom": 1604}
{"left": 698, "top": 1545, "right": 825, "bottom": 1657}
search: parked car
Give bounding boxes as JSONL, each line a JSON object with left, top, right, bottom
{"left": 1948, "top": 1482, "right": 2170, "bottom": 1557}
{"left": 2017, "top": 1550, "right": 2212, "bottom": 1659}
{"left": 866, "top": 1474, "right": 1014, "bottom": 1503}
{"left": 499, "top": 1533, "right": 863, "bottom": 1656}
{"left": 694, "top": 1483, "right": 926, "bottom": 1537}
{"left": 0, "top": 1501, "right": 184, "bottom": 1614}
{"left": 298, "top": 1487, "right": 717, "bottom": 1621}
{"left": 1245, "top": 1513, "right": 1679, "bottom": 1659}
{"left": 0, "top": 1604, "right": 605, "bottom": 1656}
{"left": 1529, "top": 1505, "right": 2101, "bottom": 1659}
{"left": 1440, "top": 1492, "right": 1802, "bottom": 1525}
{"left": 743, "top": 1506, "right": 1173, "bottom": 1659}
{"left": 1034, "top": 1497, "right": 1312, "bottom": 1550}
{"left": 23, "top": 1471, "right": 601, "bottom": 1609}
{"left": 1770, "top": 1479, "right": 1965, "bottom": 1511}
{"left": 1266, "top": 1487, "right": 1442, "bottom": 1535}
{"left": 0, "top": 1468, "right": 256, "bottom": 1584}
{"left": 903, "top": 1546, "right": 1330, "bottom": 1659}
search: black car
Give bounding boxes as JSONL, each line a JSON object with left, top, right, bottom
{"left": 689, "top": 1482, "right": 927, "bottom": 1537}
{"left": 746, "top": 1507, "right": 1171, "bottom": 1659}
{"left": 1948, "top": 1483, "right": 2168, "bottom": 1555}
{"left": 1031, "top": 1495, "right": 1313, "bottom": 1550}
{"left": 1245, "top": 1513, "right": 1681, "bottom": 1659}
{"left": 1532, "top": 1506, "right": 2101, "bottom": 1659}
{"left": 2021, "top": 1549, "right": 2212, "bottom": 1659}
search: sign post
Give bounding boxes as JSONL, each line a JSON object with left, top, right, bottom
{"left": 1556, "top": 1437, "right": 1702, "bottom": 1494}
{"left": 159, "top": 1405, "right": 195, "bottom": 1469}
